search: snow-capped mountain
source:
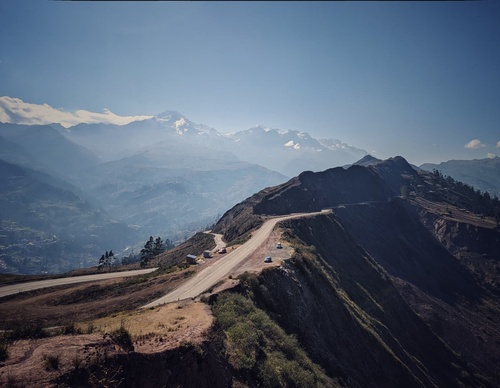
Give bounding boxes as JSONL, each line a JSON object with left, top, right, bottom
{"left": 0, "top": 97, "right": 367, "bottom": 176}
{"left": 224, "top": 125, "right": 367, "bottom": 176}
{"left": 154, "top": 110, "right": 221, "bottom": 138}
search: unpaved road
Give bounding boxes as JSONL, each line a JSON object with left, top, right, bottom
{"left": 142, "top": 210, "right": 329, "bottom": 308}
{"left": 0, "top": 268, "right": 158, "bottom": 299}
{"left": 203, "top": 231, "right": 226, "bottom": 252}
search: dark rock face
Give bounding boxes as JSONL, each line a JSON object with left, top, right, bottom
{"left": 333, "top": 199, "right": 483, "bottom": 304}
{"left": 214, "top": 156, "right": 500, "bottom": 386}
{"left": 246, "top": 214, "right": 480, "bottom": 387}
{"left": 253, "top": 165, "right": 391, "bottom": 215}
{"left": 218, "top": 156, "right": 419, "bottom": 221}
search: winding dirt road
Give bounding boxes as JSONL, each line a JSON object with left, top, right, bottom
{"left": 0, "top": 268, "right": 157, "bottom": 299}
{"left": 0, "top": 210, "right": 329, "bottom": 306}
{"left": 142, "top": 210, "right": 329, "bottom": 308}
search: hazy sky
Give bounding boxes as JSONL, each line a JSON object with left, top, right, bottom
{"left": 1, "top": 0, "right": 499, "bottom": 165}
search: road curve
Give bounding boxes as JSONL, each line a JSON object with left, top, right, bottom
{"left": 142, "top": 210, "right": 329, "bottom": 308}
{"left": 203, "top": 231, "right": 226, "bottom": 252}
{"left": 0, "top": 268, "right": 158, "bottom": 299}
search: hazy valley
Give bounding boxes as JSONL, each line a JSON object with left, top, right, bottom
{"left": 0, "top": 110, "right": 369, "bottom": 274}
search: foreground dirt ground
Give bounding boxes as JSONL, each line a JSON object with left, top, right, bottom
{"left": 0, "top": 301, "right": 213, "bottom": 386}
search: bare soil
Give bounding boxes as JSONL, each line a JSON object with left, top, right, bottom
{"left": 0, "top": 301, "right": 213, "bottom": 387}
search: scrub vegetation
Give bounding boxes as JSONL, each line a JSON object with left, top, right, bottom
{"left": 212, "top": 292, "right": 332, "bottom": 388}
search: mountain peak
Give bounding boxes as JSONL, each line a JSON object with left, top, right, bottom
{"left": 353, "top": 154, "right": 381, "bottom": 167}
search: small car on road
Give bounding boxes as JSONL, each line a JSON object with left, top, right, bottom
{"left": 264, "top": 256, "right": 272, "bottom": 263}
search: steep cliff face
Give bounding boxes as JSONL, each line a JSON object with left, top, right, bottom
{"left": 422, "top": 211, "right": 500, "bottom": 261}
{"left": 332, "top": 199, "right": 482, "bottom": 304}
{"left": 330, "top": 199, "right": 499, "bottom": 384}
{"left": 240, "top": 214, "right": 482, "bottom": 387}
{"left": 212, "top": 156, "right": 499, "bottom": 386}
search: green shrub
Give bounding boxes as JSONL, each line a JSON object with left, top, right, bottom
{"left": 213, "top": 293, "right": 330, "bottom": 387}
{"left": 226, "top": 321, "right": 260, "bottom": 369}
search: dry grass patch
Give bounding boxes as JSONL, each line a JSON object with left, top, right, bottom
{"left": 77, "top": 300, "right": 214, "bottom": 354}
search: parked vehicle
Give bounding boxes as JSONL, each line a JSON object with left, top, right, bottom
{"left": 218, "top": 247, "right": 227, "bottom": 254}
{"left": 264, "top": 256, "right": 272, "bottom": 263}
{"left": 276, "top": 242, "right": 282, "bottom": 249}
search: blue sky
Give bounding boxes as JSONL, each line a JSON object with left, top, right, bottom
{"left": 1, "top": 0, "right": 499, "bottom": 165}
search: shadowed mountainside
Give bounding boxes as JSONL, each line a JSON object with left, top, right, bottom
{"left": 0, "top": 159, "right": 138, "bottom": 274}
{"left": 211, "top": 156, "right": 500, "bottom": 386}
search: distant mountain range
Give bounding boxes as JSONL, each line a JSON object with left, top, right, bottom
{"left": 420, "top": 157, "right": 500, "bottom": 198}
{"left": 0, "top": 101, "right": 371, "bottom": 274}
{"left": 60, "top": 110, "right": 367, "bottom": 177}
{"left": 0, "top": 158, "right": 137, "bottom": 274}
{"left": 0, "top": 120, "right": 288, "bottom": 273}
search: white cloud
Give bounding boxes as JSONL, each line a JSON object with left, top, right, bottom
{"left": 464, "top": 139, "right": 486, "bottom": 149}
{"left": 0, "top": 96, "right": 153, "bottom": 128}
{"left": 0, "top": 107, "right": 10, "bottom": 123}
{"left": 496, "top": 140, "right": 500, "bottom": 148}
{"left": 487, "top": 153, "right": 496, "bottom": 159}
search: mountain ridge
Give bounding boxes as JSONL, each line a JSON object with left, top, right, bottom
{"left": 207, "top": 155, "right": 499, "bottom": 386}
{"left": 0, "top": 98, "right": 368, "bottom": 176}
{"left": 421, "top": 156, "right": 500, "bottom": 198}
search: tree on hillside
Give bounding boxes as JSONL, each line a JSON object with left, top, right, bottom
{"left": 140, "top": 236, "right": 176, "bottom": 267}
{"left": 121, "top": 251, "right": 139, "bottom": 265}
{"left": 98, "top": 250, "right": 115, "bottom": 270}
{"left": 153, "top": 236, "right": 165, "bottom": 256}
{"left": 108, "top": 250, "right": 115, "bottom": 267}
{"left": 164, "top": 238, "right": 175, "bottom": 251}
{"left": 140, "top": 236, "right": 155, "bottom": 267}
{"left": 98, "top": 254, "right": 105, "bottom": 269}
